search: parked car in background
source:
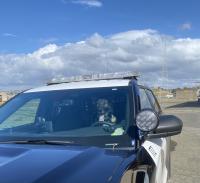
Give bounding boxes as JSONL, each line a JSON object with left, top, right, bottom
{"left": 166, "top": 93, "right": 174, "bottom": 99}
{"left": 0, "top": 72, "right": 182, "bottom": 183}
{"left": 197, "top": 89, "right": 200, "bottom": 102}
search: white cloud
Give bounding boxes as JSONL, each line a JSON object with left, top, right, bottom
{"left": 2, "top": 33, "right": 17, "bottom": 38}
{"left": 71, "top": 0, "right": 102, "bottom": 7}
{"left": 180, "top": 22, "right": 192, "bottom": 30}
{"left": 0, "top": 29, "right": 200, "bottom": 89}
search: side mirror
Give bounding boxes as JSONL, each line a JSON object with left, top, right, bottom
{"left": 147, "top": 115, "right": 183, "bottom": 139}
{"left": 136, "top": 109, "right": 183, "bottom": 139}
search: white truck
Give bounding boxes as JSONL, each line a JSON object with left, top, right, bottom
{"left": 197, "top": 89, "right": 200, "bottom": 102}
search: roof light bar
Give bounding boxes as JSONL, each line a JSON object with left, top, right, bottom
{"left": 47, "top": 71, "right": 140, "bottom": 85}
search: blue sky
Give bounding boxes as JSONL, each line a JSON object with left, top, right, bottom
{"left": 1, "top": 0, "right": 200, "bottom": 89}
{"left": 0, "top": 0, "right": 199, "bottom": 53}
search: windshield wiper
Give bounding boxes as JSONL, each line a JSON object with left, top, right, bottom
{"left": 0, "top": 139, "right": 76, "bottom": 145}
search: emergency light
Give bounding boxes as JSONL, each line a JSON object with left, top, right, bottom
{"left": 47, "top": 71, "right": 140, "bottom": 85}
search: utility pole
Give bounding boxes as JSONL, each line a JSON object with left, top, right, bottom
{"left": 159, "top": 37, "right": 169, "bottom": 104}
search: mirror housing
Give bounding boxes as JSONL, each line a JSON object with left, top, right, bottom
{"left": 147, "top": 114, "right": 183, "bottom": 139}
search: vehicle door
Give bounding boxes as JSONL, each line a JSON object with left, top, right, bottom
{"left": 139, "top": 87, "right": 168, "bottom": 183}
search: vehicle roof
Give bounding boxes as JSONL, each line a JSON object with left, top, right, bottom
{"left": 25, "top": 79, "right": 131, "bottom": 93}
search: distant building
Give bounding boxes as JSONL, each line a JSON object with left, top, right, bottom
{"left": 175, "top": 88, "right": 197, "bottom": 100}
{"left": 153, "top": 87, "right": 198, "bottom": 101}
{"left": 0, "top": 92, "right": 8, "bottom": 104}
{"left": 0, "top": 92, "right": 15, "bottom": 105}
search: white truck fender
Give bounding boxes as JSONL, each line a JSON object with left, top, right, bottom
{"left": 142, "top": 138, "right": 168, "bottom": 183}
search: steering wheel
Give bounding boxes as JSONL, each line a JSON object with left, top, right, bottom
{"left": 92, "top": 121, "right": 116, "bottom": 133}
{"left": 92, "top": 121, "right": 115, "bottom": 127}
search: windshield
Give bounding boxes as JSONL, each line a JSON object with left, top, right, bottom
{"left": 0, "top": 86, "right": 132, "bottom": 146}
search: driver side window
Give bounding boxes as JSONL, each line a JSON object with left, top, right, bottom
{"left": 139, "top": 88, "right": 152, "bottom": 110}
{"left": 146, "top": 89, "right": 161, "bottom": 113}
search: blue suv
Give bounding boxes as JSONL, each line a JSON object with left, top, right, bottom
{"left": 0, "top": 72, "right": 182, "bottom": 183}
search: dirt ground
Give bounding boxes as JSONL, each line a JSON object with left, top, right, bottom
{"left": 162, "top": 100, "right": 200, "bottom": 183}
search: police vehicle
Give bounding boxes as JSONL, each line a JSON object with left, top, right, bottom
{"left": 0, "top": 72, "right": 182, "bottom": 183}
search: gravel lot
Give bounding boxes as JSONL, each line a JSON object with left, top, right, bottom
{"left": 162, "top": 100, "right": 200, "bottom": 183}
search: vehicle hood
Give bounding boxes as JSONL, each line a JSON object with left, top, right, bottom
{"left": 0, "top": 144, "right": 136, "bottom": 183}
